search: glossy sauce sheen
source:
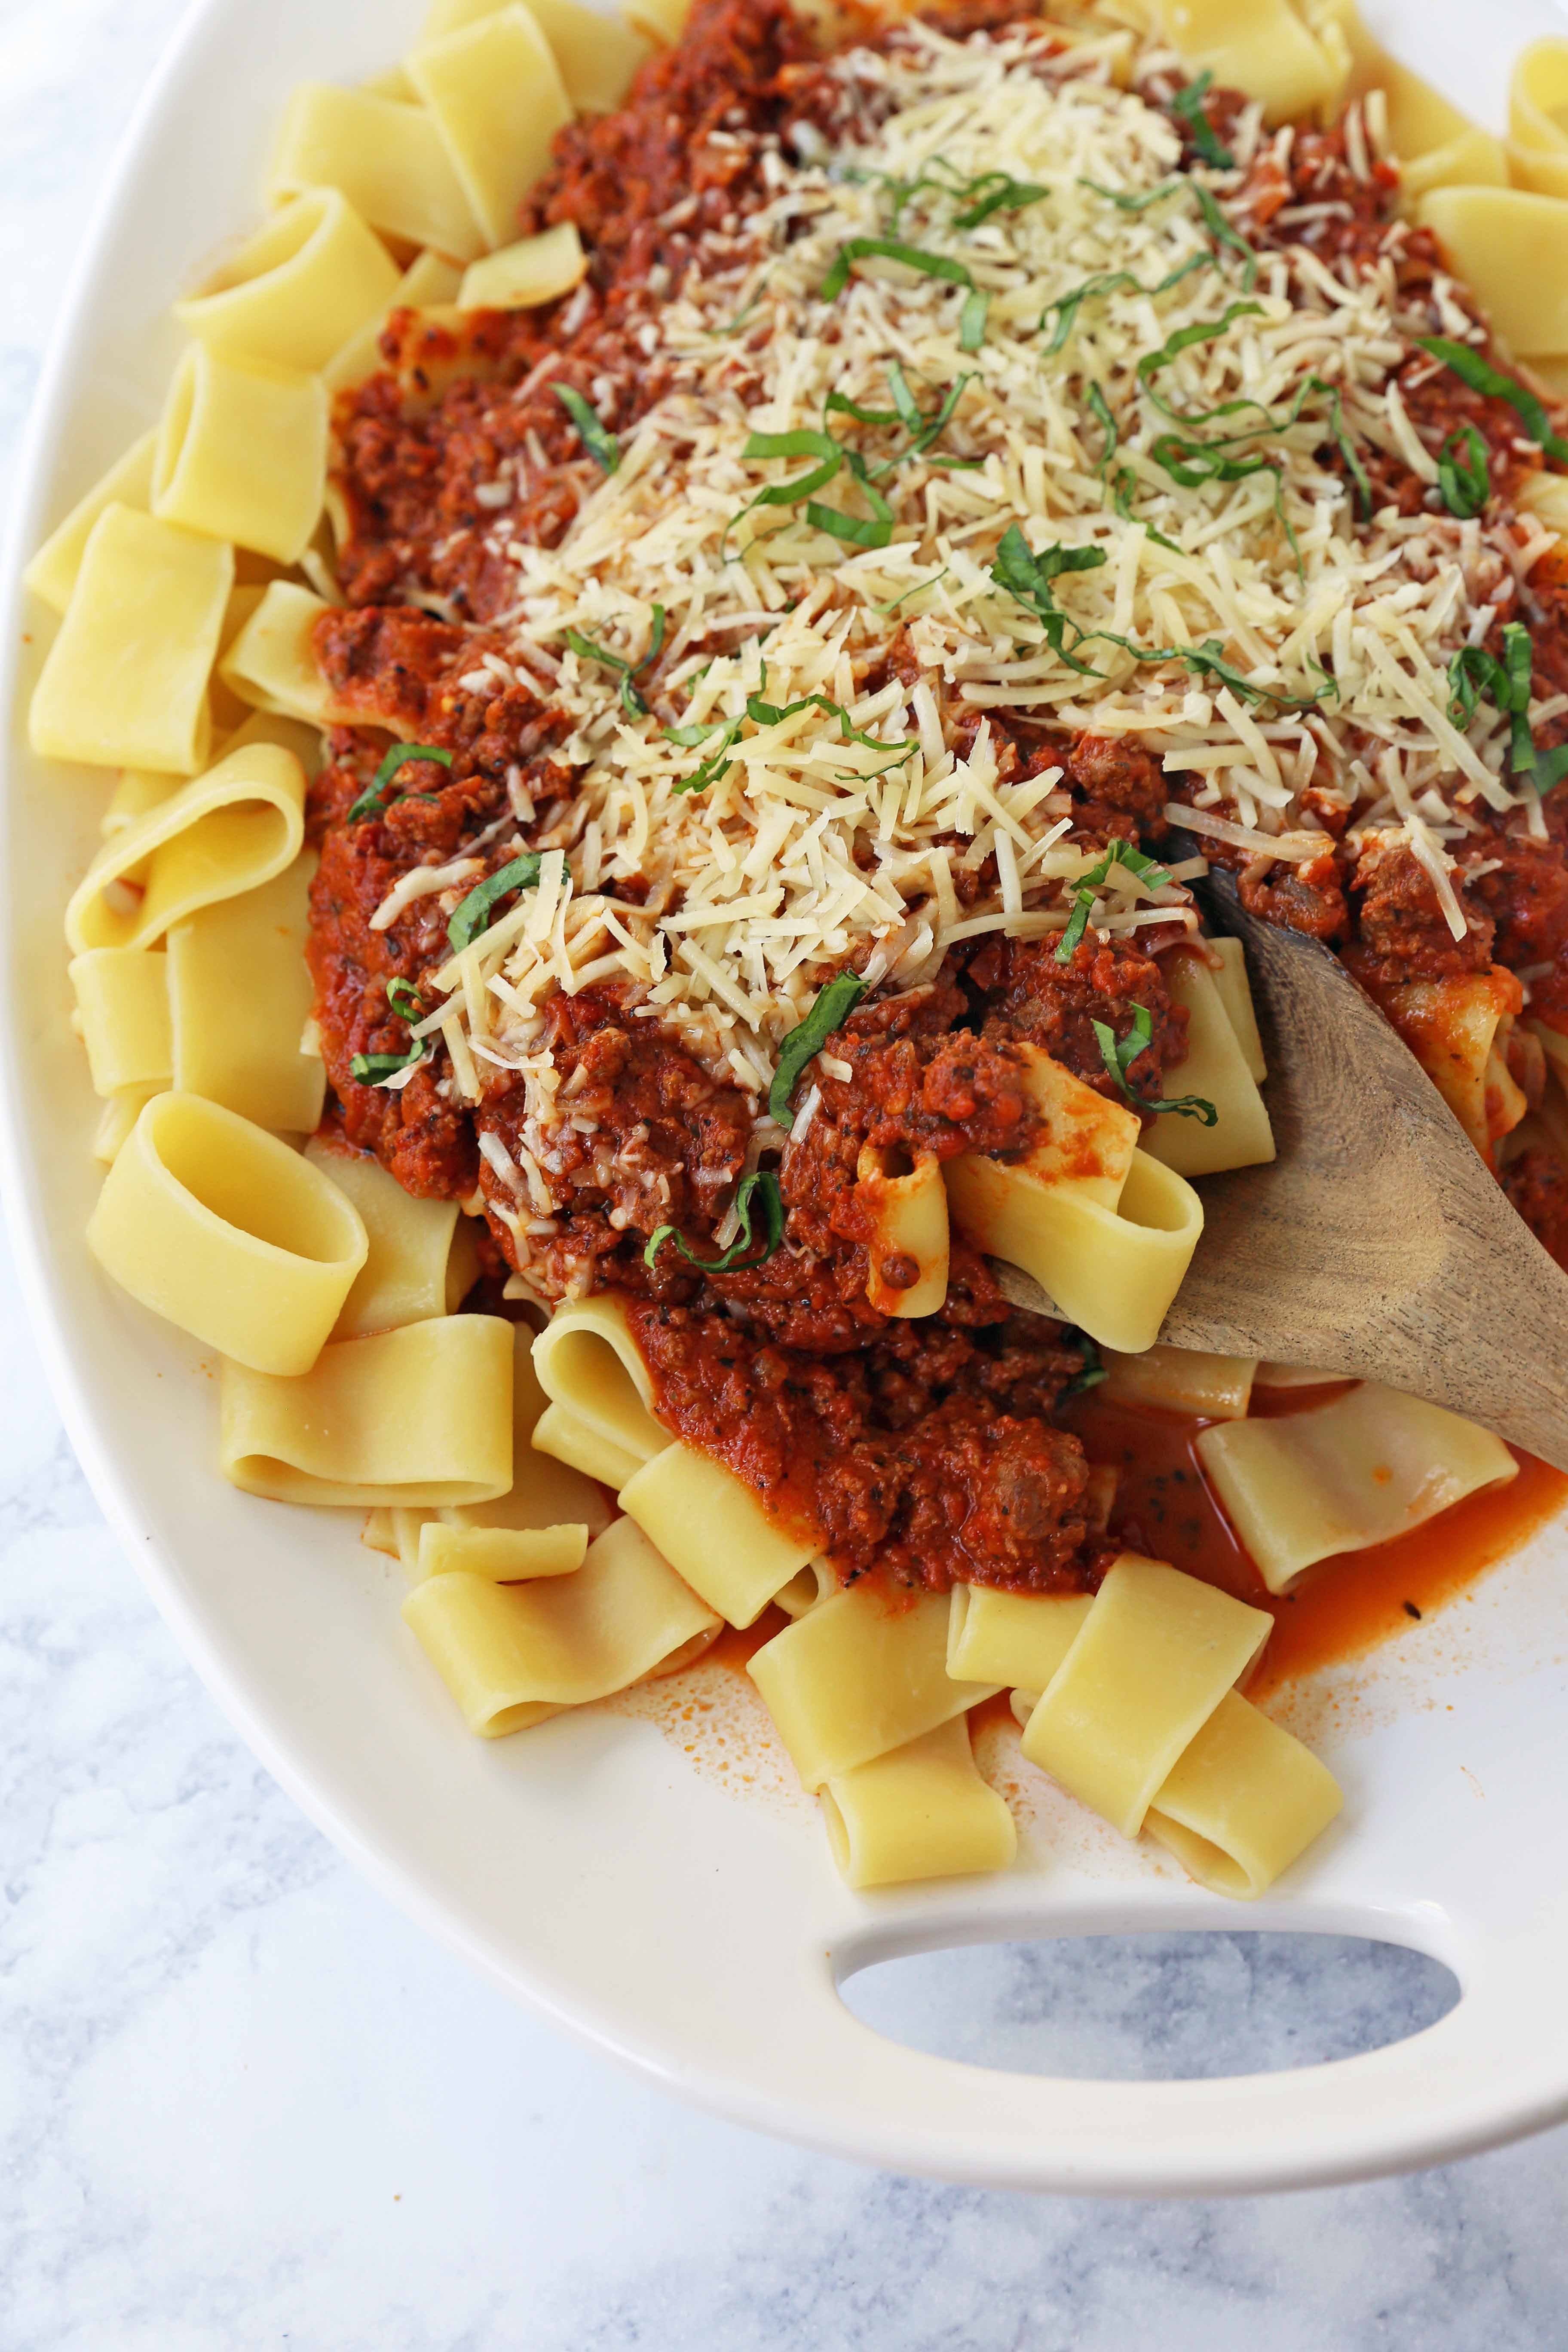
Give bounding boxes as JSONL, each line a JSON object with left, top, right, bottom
{"left": 1063, "top": 1391, "right": 1568, "bottom": 1700}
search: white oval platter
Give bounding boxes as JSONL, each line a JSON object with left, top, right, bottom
{"left": 5, "top": 0, "right": 1568, "bottom": 2196}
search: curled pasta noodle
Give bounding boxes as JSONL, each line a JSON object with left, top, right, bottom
{"left": 402, "top": 1517, "right": 720, "bottom": 1736}
{"left": 626, "top": 0, "right": 693, "bottom": 44}
{"left": 1141, "top": 950, "right": 1274, "bottom": 1179}
{"left": 1416, "top": 186, "right": 1568, "bottom": 358}
{"left": 424, "top": 0, "right": 651, "bottom": 114}
{"left": 618, "top": 1441, "right": 817, "bottom": 1626}
{"left": 1099, "top": 1340, "right": 1256, "bottom": 1419}
{"left": 1194, "top": 1381, "right": 1518, "bottom": 1593}
{"left": 92, "top": 1082, "right": 167, "bottom": 1166}
{"left": 1149, "top": 0, "right": 1344, "bottom": 122}
{"left": 89, "top": 1092, "right": 368, "bottom": 1373}
{"left": 69, "top": 949, "right": 172, "bottom": 1096}
{"left": 24, "top": 429, "right": 157, "bottom": 616}
{"left": 174, "top": 187, "right": 401, "bottom": 373}
{"left": 268, "top": 84, "right": 486, "bottom": 262}
{"left": 1372, "top": 970, "right": 1526, "bottom": 1165}
{"left": 384, "top": 1326, "right": 616, "bottom": 1568}
{"left": 820, "top": 1718, "right": 1017, "bottom": 1890}
{"left": 217, "top": 582, "right": 365, "bottom": 728}
{"left": 531, "top": 1403, "right": 646, "bottom": 1491}
{"left": 1208, "top": 936, "right": 1267, "bottom": 1085}
{"left": 303, "top": 1136, "right": 481, "bottom": 1337}
{"left": 323, "top": 250, "right": 464, "bottom": 393}
{"left": 946, "top": 1584, "right": 1093, "bottom": 1691}
{"left": 407, "top": 7, "right": 573, "bottom": 251}
{"left": 524, "top": 0, "right": 650, "bottom": 110}
{"left": 460, "top": 224, "right": 588, "bottom": 311}
{"left": 854, "top": 1142, "right": 950, "bottom": 1318}
{"left": 1509, "top": 39, "right": 1568, "bottom": 201}
{"left": 29, "top": 505, "right": 232, "bottom": 776}
{"left": 748, "top": 1587, "right": 998, "bottom": 1791}
{"left": 1019, "top": 1555, "right": 1272, "bottom": 1839}
{"left": 531, "top": 1294, "right": 670, "bottom": 1477}
{"left": 167, "top": 855, "right": 324, "bottom": 1135}
{"left": 457, "top": 1327, "right": 615, "bottom": 1536}
{"left": 1144, "top": 1690, "right": 1344, "bottom": 1899}
{"left": 65, "top": 732, "right": 310, "bottom": 956}
{"left": 152, "top": 345, "right": 328, "bottom": 567}
{"left": 1336, "top": 16, "right": 1508, "bottom": 196}
{"left": 943, "top": 1045, "right": 1204, "bottom": 1352}
{"left": 774, "top": 1558, "right": 838, "bottom": 1618}
{"left": 221, "top": 1313, "right": 514, "bottom": 1503}
{"left": 416, "top": 1521, "right": 588, "bottom": 1580}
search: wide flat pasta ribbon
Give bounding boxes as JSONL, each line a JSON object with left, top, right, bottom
{"left": 750, "top": 1587, "right": 997, "bottom": 1791}
{"left": 1019, "top": 1555, "right": 1272, "bottom": 1838}
{"left": 221, "top": 1314, "right": 515, "bottom": 1503}
{"left": 175, "top": 187, "right": 400, "bottom": 373}
{"left": 402, "top": 1518, "right": 720, "bottom": 1736}
{"left": 30, "top": 505, "right": 232, "bottom": 776}
{"left": 1194, "top": 1381, "right": 1517, "bottom": 1592}
{"left": 65, "top": 731, "right": 310, "bottom": 955}
{"left": 89, "top": 1092, "right": 368, "bottom": 1373}
{"left": 943, "top": 1044, "right": 1204, "bottom": 1352}
{"left": 820, "top": 1718, "right": 1017, "bottom": 1889}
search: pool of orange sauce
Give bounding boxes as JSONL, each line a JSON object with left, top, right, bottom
{"left": 1064, "top": 1387, "right": 1568, "bottom": 1700}
{"left": 706, "top": 1388, "right": 1568, "bottom": 1702}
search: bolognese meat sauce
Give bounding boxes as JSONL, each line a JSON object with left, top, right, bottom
{"left": 307, "top": 0, "right": 1568, "bottom": 1598}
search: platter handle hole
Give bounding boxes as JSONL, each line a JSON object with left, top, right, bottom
{"left": 838, "top": 1931, "right": 1458, "bottom": 2081}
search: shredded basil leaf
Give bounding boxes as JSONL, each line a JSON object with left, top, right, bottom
{"left": 746, "top": 689, "right": 916, "bottom": 758}
{"left": 821, "top": 236, "right": 974, "bottom": 301}
{"left": 446, "top": 853, "right": 544, "bottom": 952}
{"left": 347, "top": 742, "right": 453, "bottom": 824}
{"left": 1191, "top": 182, "right": 1257, "bottom": 291}
{"left": 644, "top": 1169, "right": 785, "bottom": 1274}
{"left": 350, "top": 1047, "right": 426, "bottom": 1086}
{"left": 1043, "top": 253, "right": 1210, "bottom": 356}
{"left": 992, "top": 524, "right": 1329, "bottom": 705}
{"left": 1079, "top": 177, "right": 1185, "bottom": 214}
{"left": 990, "top": 524, "right": 1109, "bottom": 677}
{"left": 769, "top": 972, "right": 869, "bottom": 1128}
{"left": 1093, "top": 1004, "right": 1218, "bottom": 1124}
{"left": 1416, "top": 338, "right": 1568, "bottom": 465}
{"left": 666, "top": 711, "right": 744, "bottom": 796}
{"left": 560, "top": 607, "right": 665, "bottom": 717}
{"left": 1437, "top": 425, "right": 1490, "bottom": 519}
{"left": 1170, "top": 71, "right": 1235, "bottom": 172}
{"left": 821, "top": 237, "right": 988, "bottom": 348}
{"left": 1086, "top": 382, "right": 1118, "bottom": 476}
{"left": 872, "top": 566, "right": 951, "bottom": 613}
{"left": 1136, "top": 302, "right": 1267, "bottom": 425}
{"left": 385, "top": 976, "right": 423, "bottom": 1023}
{"left": 1054, "top": 839, "right": 1171, "bottom": 966}
{"left": 952, "top": 170, "right": 1050, "bottom": 230}
{"left": 1149, "top": 430, "right": 1277, "bottom": 488}
{"left": 551, "top": 384, "right": 619, "bottom": 473}
{"left": 805, "top": 500, "right": 894, "bottom": 548}
{"left": 1065, "top": 1334, "right": 1108, "bottom": 1395}
{"left": 1449, "top": 621, "right": 1568, "bottom": 790}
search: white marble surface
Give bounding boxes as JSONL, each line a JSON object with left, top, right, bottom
{"left": 9, "top": 3, "right": 1568, "bottom": 2342}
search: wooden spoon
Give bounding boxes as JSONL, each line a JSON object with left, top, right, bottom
{"left": 991, "top": 865, "right": 1568, "bottom": 1473}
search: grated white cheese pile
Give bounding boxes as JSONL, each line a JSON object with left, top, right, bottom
{"left": 382, "top": 7, "right": 1562, "bottom": 1268}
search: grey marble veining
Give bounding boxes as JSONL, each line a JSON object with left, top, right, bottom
{"left": 8, "top": 2, "right": 1568, "bottom": 2342}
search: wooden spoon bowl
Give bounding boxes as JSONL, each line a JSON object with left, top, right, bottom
{"left": 993, "top": 868, "right": 1568, "bottom": 1472}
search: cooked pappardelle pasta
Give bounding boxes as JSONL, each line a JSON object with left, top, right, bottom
{"left": 40, "top": 0, "right": 1568, "bottom": 1902}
